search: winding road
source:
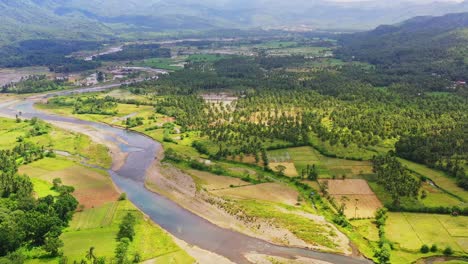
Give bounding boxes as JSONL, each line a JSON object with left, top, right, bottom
{"left": 0, "top": 85, "right": 373, "bottom": 264}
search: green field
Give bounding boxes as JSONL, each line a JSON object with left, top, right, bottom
{"left": 0, "top": 117, "right": 111, "bottom": 168}
{"left": 387, "top": 212, "right": 468, "bottom": 253}
{"left": 61, "top": 200, "right": 193, "bottom": 263}
{"left": 400, "top": 159, "right": 468, "bottom": 202}
{"left": 138, "top": 57, "right": 184, "bottom": 71}
{"left": 267, "top": 146, "right": 373, "bottom": 178}
{"left": 186, "top": 54, "right": 232, "bottom": 63}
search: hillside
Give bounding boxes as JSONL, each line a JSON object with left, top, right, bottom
{"left": 0, "top": 0, "right": 112, "bottom": 46}
{"left": 338, "top": 12, "right": 468, "bottom": 89}
{"left": 1, "top": 0, "right": 468, "bottom": 47}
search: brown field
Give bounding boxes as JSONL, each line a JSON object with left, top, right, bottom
{"left": 320, "top": 179, "right": 382, "bottom": 218}
{"left": 188, "top": 169, "right": 250, "bottom": 190}
{"left": 228, "top": 154, "right": 258, "bottom": 165}
{"left": 269, "top": 162, "right": 299, "bottom": 177}
{"left": 212, "top": 182, "right": 299, "bottom": 206}
{"left": 20, "top": 160, "right": 119, "bottom": 208}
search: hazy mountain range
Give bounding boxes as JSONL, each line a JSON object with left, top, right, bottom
{"left": 1, "top": 0, "right": 468, "bottom": 45}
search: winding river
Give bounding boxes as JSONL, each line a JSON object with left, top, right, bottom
{"left": 0, "top": 87, "right": 372, "bottom": 264}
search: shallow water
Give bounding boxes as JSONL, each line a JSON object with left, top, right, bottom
{"left": 0, "top": 90, "right": 372, "bottom": 264}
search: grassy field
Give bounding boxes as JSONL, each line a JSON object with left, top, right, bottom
{"left": 400, "top": 158, "right": 468, "bottom": 202}
{"left": 387, "top": 212, "right": 468, "bottom": 253}
{"left": 0, "top": 117, "right": 111, "bottom": 168}
{"left": 137, "top": 57, "right": 184, "bottom": 71}
{"left": 268, "top": 146, "right": 373, "bottom": 179}
{"left": 308, "top": 133, "right": 378, "bottom": 161}
{"left": 62, "top": 200, "right": 193, "bottom": 263}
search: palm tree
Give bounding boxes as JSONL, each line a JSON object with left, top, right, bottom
{"left": 86, "top": 247, "right": 96, "bottom": 263}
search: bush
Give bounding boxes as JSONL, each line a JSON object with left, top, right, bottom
{"left": 420, "top": 244, "right": 429, "bottom": 253}
{"left": 430, "top": 244, "right": 438, "bottom": 252}
{"left": 443, "top": 246, "right": 453, "bottom": 256}
{"left": 118, "top": 193, "right": 127, "bottom": 201}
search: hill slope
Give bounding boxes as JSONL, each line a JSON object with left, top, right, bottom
{"left": 338, "top": 12, "right": 468, "bottom": 88}
{"left": 1, "top": 0, "right": 468, "bottom": 46}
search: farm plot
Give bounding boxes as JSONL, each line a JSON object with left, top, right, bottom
{"left": 320, "top": 179, "right": 382, "bottom": 218}
{"left": 268, "top": 146, "right": 373, "bottom": 178}
{"left": 387, "top": 213, "right": 468, "bottom": 253}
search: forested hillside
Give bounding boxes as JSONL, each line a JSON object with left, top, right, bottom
{"left": 338, "top": 12, "right": 468, "bottom": 89}
{"left": 1, "top": 0, "right": 468, "bottom": 48}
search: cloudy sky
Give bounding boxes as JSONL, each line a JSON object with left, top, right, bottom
{"left": 330, "top": 0, "right": 463, "bottom": 2}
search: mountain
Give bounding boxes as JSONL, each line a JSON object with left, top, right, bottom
{"left": 1, "top": 0, "right": 468, "bottom": 46}
{"left": 337, "top": 12, "right": 468, "bottom": 89}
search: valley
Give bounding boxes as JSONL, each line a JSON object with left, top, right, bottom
{"left": 0, "top": 8, "right": 467, "bottom": 264}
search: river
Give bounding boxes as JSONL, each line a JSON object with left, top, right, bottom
{"left": 0, "top": 88, "right": 373, "bottom": 264}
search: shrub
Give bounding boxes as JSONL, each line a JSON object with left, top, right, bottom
{"left": 118, "top": 193, "right": 127, "bottom": 201}
{"left": 420, "top": 244, "right": 429, "bottom": 253}
{"left": 443, "top": 246, "right": 453, "bottom": 256}
{"left": 430, "top": 244, "right": 438, "bottom": 252}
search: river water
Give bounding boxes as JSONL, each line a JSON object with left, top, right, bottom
{"left": 0, "top": 90, "right": 372, "bottom": 264}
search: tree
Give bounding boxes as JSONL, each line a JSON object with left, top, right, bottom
{"left": 86, "top": 247, "right": 96, "bottom": 263}
{"left": 430, "top": 244, "right": 438, "bottom": 252}
{"left": 114, "top": 238, "right": 130, "bottom": 264}
{"left": 375, "top": 243, "right": 391, "bottom": 264}
{"left": 420, "top": 244, "right": 429, "bottom": 253}
{"left": 43, "top": 236, "right": 64, "bottom": 257}
{"left": 275, "top": 165, "right": 286, "bottom": 176}
{"left": 117, "top": 213, "right": 136, "bottom": 241}
{"left": 443, "top": 246, "right": 453, "bottom": 256}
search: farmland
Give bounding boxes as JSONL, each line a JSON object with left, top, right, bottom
{"left": 321, "top": 179, "right": 383, "bottom": 218}
{"left": 387, "top": 212, "right": 468, "bottom": 263}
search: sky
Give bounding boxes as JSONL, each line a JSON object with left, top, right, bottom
{"left": 329, "top": 0, "right": 463, "bottom": 2}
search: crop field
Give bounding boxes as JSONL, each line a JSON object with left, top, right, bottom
{"left": 269, "top": 161, "right": 299, "bottom": 177}
{"left": 387, "top": 212, "right": 468, "bottom": 253}
{"left": 321, "top": 179, "right": 383, "bottom": 218}
{"left": 19, "top": 157, "right": 119, "bottom": 208}
{"left": 268, "top": 146, "right": 373, "bottom": 178}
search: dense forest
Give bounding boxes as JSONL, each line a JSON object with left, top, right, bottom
{"left": 95, "top": 44, "right": 171, "bottom": 62}
{"left": 0, "top": 40, "right": 101, "bottom": 72}
{"left": 131, "top": 55, "right": 467, "bottom": 173}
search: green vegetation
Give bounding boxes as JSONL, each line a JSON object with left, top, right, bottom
{"left": 137, "top": 58, "right": 183, "bottom": 71}
{"left": 1, "top": 75, "right": 67, "bottom": 94}
{"left": 18, "top": 28, "right": 468, "bottom": 264}
{"left": 386, "top": 212, "right": 468, "bottom": 263}
{"left": 0, "top": 139, "right": 78, "bottom": 260}
{"left": 96, "top": 44, "right": 171, "bottom": 62}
